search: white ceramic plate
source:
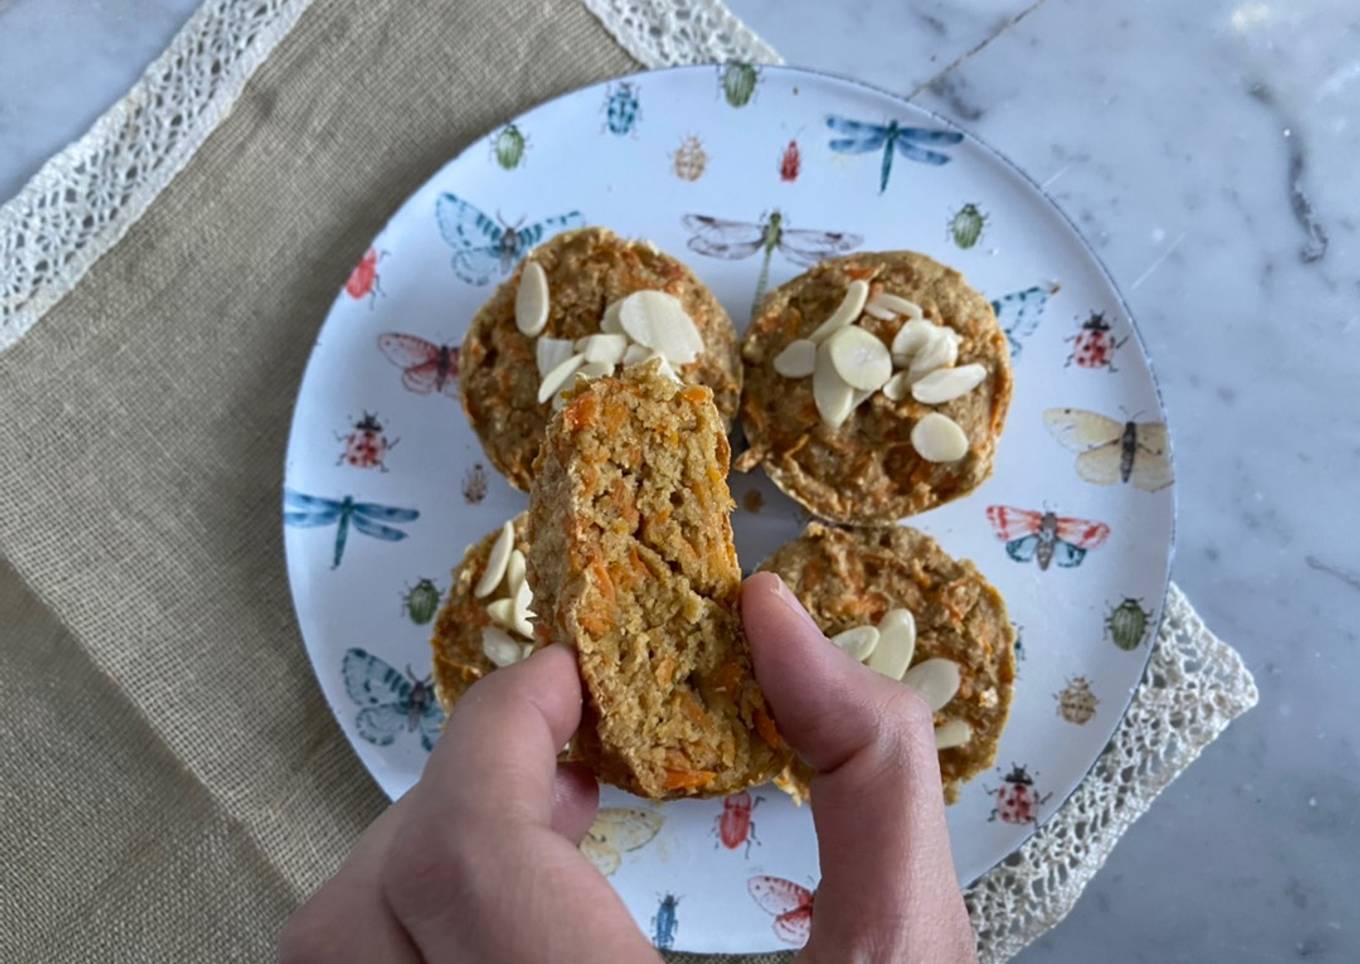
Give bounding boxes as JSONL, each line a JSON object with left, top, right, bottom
{"left": 283, "top": 65, "right": 1173, "bottom": 954}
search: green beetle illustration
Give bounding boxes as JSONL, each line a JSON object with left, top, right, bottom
{"left": 402, "top": 578, "right": 442, "bottom": 625}
{"left": 1105, "top": 596, "right": 1153, "bottom": 651}
{"left": 492, "top": 123, "right": 527, "bottom": 170}
{"left": 719, "top": 62, "right": 759, "bottom": 108}
{"left": 949, "top": 202, "right": 987, "bottom": 249}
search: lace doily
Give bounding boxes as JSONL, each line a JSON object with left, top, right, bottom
{"left": 0, "top": 0, "right": 313, "bottom": 352}
{"left": 0, "top": 1, "right": 1258, "bottom": 959}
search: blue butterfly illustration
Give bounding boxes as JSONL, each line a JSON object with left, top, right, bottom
{"left": 991, "top": 283, "right": 1059, "bottom": 358}
{"left": 342, "top": 647, "right": 444, "bottom": 752}
{"left": 283, "top": 488, "right": 419, "bottom": 569}
{"left": 825, "top": 115, "right": 963, "bottom": 193}
{"left": 435, "top": 192, "right": 584, "bottom": 285}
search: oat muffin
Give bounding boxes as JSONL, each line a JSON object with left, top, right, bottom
{"left": 428, "top": 513, "right": 536, "bottom": 716}
{"left": 527, "top": 364, "right": 788, "bottom": 799}
{"left": 460, "top": 227, "right": 742, "bottom": 491}
{"left": 761, "top": 521, "right": 1016, "bottom": 803}
{"left": 737, "top": 251, "right": 1012, "bottom": 524}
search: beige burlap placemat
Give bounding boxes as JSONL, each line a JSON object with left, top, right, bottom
{"left": 0, "top": 1, "right": 1256, "bottom": 961}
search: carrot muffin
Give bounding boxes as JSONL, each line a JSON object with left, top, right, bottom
{"left": 736, "top": 251, "right": 1012, "bottom": 524}
{"left": 527, "top": 363, "right": 788, "bottom": 799}
{"left": 761, "top": 521, "right": 1015, "bottom": 803}
{"left": 460, "top": 227, "right": 742, "bottom": 491}
{"left": 428, "top": 513, "right": 537, "bottom": 716}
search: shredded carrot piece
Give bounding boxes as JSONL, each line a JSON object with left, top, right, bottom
{"left": 681, "top": 385, "right": 709, "bottom": 404}
{"left": 602, "top": 400, "right": 629, "bottom": 434}
{"left": 564, "top": 392, "right": 599, "bottom": 432}
{"left": 753, "top": 706, "right": 784, "bottom": 749}
{"left": 663, "top": 768, "right": 717, "bottom": 790}
{"left": 714, "top": 660, "right": 743, "bottom": 695}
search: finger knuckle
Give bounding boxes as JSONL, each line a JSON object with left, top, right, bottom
{"left": 380, "top": 824, "right": 475, "bottom": 916}
{"left": 878, "top": 684, "right": 934, "bottom": 737}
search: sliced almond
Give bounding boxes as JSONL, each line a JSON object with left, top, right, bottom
{"left": 862, "top": 301, "right": 898, "bottom": 321}
{"left": 551, "top": 390, "right": 571, "bottom": 412}
{"left": 831, "top": 625, "right": 879, "bottom": 661}
{"left": 515, "top": 261, "right": 550, "bottom": 336}
{"left": 868, "top": 609, "right": 916, "bottom": 679}
{"left": 902, "top": 657, "right": 962, "bottom": 712}
{"left": 911, "top": 363, "right": 987, "bottom": 404}
{"left": 772, "top": 339, "right": 817, "bottom": 378}
{"left": 890, "top": 319, "right": 937, "bottom": 364}
{"left": 812, "top": 340, "right": 854, "bottom": 429}
{"left": 868, "top": 292, "right": 925, "bottom": 320}
{"left": 882, "top": 371, "right": 912, "bottom": 402}
{"left": 907, "top": 328, "right": 960, "bottom": 382}
{"left": 536, "top": 336, "right": 575, "bottom": 378}
{"left": 911, "top": 413, "right": 969, "bottom": 462}
{"left": 577, "top": 360, "right": 615, "bottom": 381}
{"left": 826, "top": 326, "right": 892, "bottom": 391}
{"left": 876, "top": 609, "right": 916, "bottom": 673}
{"left": 642, "top": 351, "right": 681, "bottom": 383}
{"left": 485, "top": 597, "right": 515, "bottom": 627}
{"left": 601, "top": 300, "right": 624, "bottom": 334}
{"left": 511, "top": 579, "right": 535, "bottom": 639}
{"left": 505, "top": 549, "right": 527, "bottom": 596}
{"left": 934, "top": 719, "right": 973, "bottom": 750}
{"left": 618, "top": 290, "right": 704, "bottom": 364}
{"left": 475, "top": 521, "right": 515, "bottom": 598}
{"left": 806, "top": 279, "right": 870, "bottom": 343}
{"left": 538, "top": 352, "right": 586, "bottom": 403}
{"left": 577, "top": 333, "right": 629, "bottom": 366}
{"left": 850, "top": 387, "right": 874, "bottom": 411}
{"left": 482, "top": 625, "right": 525, "bottom": 668}
{"left": 621, "top": 342, "right": 653, "bottom": 366}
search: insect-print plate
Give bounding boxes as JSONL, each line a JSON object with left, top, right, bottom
{"left": 282, "top": 65, "right": 1173, "bottom": 955}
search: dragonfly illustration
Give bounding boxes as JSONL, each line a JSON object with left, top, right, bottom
{"left": 283, "top": 488, "right": 419, "bottom": 569}
{"left": 341, "top": 648, "right": 444, "bottom": 752}
{"left": 435, "top": 192, "right": 583, "bottom": 285}
{"left": 826, "top": 115, "right": 963, "bottom": 193}
{"left": 682, "top": 211, "right": 863, "bottom": 317}
{"left": 990, "top": 282, "right": 1059, "bottom": 359}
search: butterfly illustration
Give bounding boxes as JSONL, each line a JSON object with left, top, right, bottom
{"left": 1043, "top": 408, "right": 1173, "bottom": 492}
{"left": 682, "top": 211, "right": 863, "bottom": 317}
{"left": 826, "top": 115, "right": 963, "bottom": 193}
{"left": 986, "top": 505, "right": 1110, "bottom": 571}
{"left": 435, "top": 191, "right": 583, "bottom": 285}
{"left": 748, "top": 875, "right": 814, "bottom": 946}
{"left": 341, "top": 647, "right": 444, "bottom": 751}
{"left": 378, "top": 333, "right": 460, "bottom": 398}
{"left": 579, "top": 807, "right": 663, "bottom": 876}
{"left": 283, "top": 489, "right": 419, "bottom": 568}
{"left": 990, "top": 282, "right": 1059, "bottom": 358}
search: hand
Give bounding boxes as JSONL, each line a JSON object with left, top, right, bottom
{"left": 281, "top": 573, "right": 976, "bottom": 963}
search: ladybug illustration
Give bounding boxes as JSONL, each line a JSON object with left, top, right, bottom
{"left": 336, "top": 412, "right": 399, "bottom": 470}
{"left": 603, "top": 81, "right": 641, "bottom": 136}
{"left": 671, "top": 135, "right": 708, "bottom": 182}
{"left": 779, "top": 139, "right": 801, "bottom": 182}
{"left": 1065, "top": 311, "right": 1128, "bottom": 371}
{"left": 462, "top": 463, "right": 488, "bottom": 504}
{"left": 1055, "top": 676, "right": 1098, "bottom": 724}
{"left": 344, "top": 247, "right": 385, "bottom": 304}
{"left": 713, "top": 790, "right": 763, "bottom": 855}
{"left": 988, "top": 764, "right": 1052, "bottom": 825}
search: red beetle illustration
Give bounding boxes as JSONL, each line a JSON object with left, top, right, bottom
{"left": 336, "top": 412, "right": 399, "bottom": 471}
{"left": 1065, "top": 311, "right": 1127, "bottom": 371}
{"left": 345, "top": 247, "right": 386, "bottom": 305}
{"left": 778, "top": 139, "right": 800, "bottom": 182}
{"left": 714, "top": 790, "right": 763, "bottom": 854}
{"left": 987, "top": 765, "right": 1053, "bottom": 826}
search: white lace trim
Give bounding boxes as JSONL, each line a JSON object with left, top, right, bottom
{"left": 967, "top": 583, "right": 1259, "bottom": 961}
{"left": 0, "top": 0, "right": 316, "bottom": 352}
{"left": 581, "top": 0, "right": 782, "bottom": 69}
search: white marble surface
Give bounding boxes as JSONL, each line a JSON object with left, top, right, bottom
{"left": 2, "top": 0, "right": 1356, "bottom": 960}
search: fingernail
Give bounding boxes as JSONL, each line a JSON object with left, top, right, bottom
{"left": 770, "top": 575, "right": 826, "bottom": 641}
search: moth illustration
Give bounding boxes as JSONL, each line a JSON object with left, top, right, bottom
{"left": 748, "top": 875, "right": 814, "bottom": 946}
{"left": 435, "top": 191, "right": 583, "bottom": 285}
{"left": 341, "top": 647, "right": 443, "bottom": 752}
{"left": 1043, "top": 407, "right": 1173, "bottom": 492}
{"left": 985, "top": 505, "right": 1110, "bottom": 571}
{"left": 683, "top": 210, "right": 862, "bottom": 317}
{"left": 283, "top": 489, "right": 418, "bottom": 569}
{"left": 578, "top": 807, "right": 663, "bottom": 876}
{"left": 990, "top": 282, "right": 1058, "bottom": 358}
{"left": 377, "top": 333, "right": 460, "bottom": 399}
{"left": 825, "top": 115, "right": 963, "bottom": 193}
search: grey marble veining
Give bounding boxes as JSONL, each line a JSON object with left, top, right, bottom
{"left": 3, "top": 0, "right": 1358, "bottom": 960}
